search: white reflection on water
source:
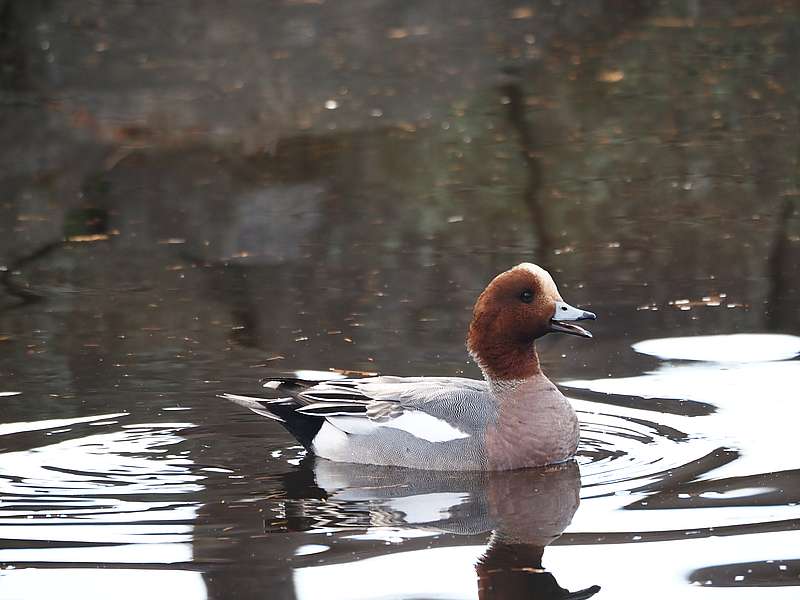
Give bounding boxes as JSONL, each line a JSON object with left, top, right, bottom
{"left": 0, "top": 568, "right": 207, "bottom": 600}
{"left": 295, "top": 546, "right": 483, "bottom": 600}
{"left": 0, "top": 422, "right": 202, "bottom": 497}
{"left": 559, "top": 333, "right": 800, "bottom": 591}
{"left": 0, "top": 415, "right": 207, "bottom": 599}
{"left": 295, "top": 533, "right": 800, "bottom": 600}
{"left": 0, "top": 542, "right": 193, "bottom": 563}
{"left": 632, "top": 333, "right": 800, "bottom": 363}
{"left": 0, "top": 413, "right": 126, "bottom": 437}
{"left": 547, "top": 530, "right": 800, "bottom": 599}
{"left": 304, "top": 532, "right": 797, "bottom": 600}
{"left": 566, "top": 334, "right": 800, "bottom": 479}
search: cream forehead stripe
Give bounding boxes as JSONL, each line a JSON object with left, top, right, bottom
{"left": 514, "top": 263, "right": 559, "bottom": 297}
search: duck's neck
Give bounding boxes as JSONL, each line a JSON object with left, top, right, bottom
{"left": 470, "top": 339, "right": 542, "bottom": 385}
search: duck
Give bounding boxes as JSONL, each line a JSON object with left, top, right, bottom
{"left": 222, "top": 262, "right": 596, "bottom": 471}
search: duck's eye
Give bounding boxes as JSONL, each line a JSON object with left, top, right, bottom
{"left": 520, "top": 289, "right": 534, "bottom": 303}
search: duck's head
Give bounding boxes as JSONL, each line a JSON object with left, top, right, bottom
{"left": 467, "top": 263, "right": 596, "bottom": 380}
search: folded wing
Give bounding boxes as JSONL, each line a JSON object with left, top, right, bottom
{"left": 223, "top": 375, "right": 492, "bottom": 445}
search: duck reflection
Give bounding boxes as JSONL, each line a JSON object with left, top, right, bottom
{"left": 307, "top": 459, "right": 599, "bottom": 600}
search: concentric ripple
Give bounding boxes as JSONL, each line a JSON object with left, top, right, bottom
{"left": 560, "top": 334, "right": 800, "bottom": 544}
{"left": 574, "top": 399, "right": 721, "bottom": 499}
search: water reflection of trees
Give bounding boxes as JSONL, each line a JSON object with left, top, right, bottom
{"left": 766, "top": 196, "right": 799, "bottom": 333}
{"left": 2, "top": 2, "right": 799, "bottom": 388}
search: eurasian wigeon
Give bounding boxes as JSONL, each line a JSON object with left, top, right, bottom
{"left": 223, "top": 263, "right": 596, "bottom": 470}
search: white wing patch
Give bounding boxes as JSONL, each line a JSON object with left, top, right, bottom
{"left": 326, "top": 411, "right": 470, "bottom": 443}
{"left": 324, "top": 416, "right": 376, "bottom": 435}
{"left": 313, "top": 421, "right": 350, "bottom": 458}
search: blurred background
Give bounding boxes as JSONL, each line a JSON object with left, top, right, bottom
{"left": 0, "top": 1, "right": 799, "bottom": 598}
{"left": 1, "top": 0, "right": 798, "bottom": 391}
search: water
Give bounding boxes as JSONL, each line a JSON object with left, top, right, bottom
{"left": 1, "top": 1, "right": 800, "bottom": 598}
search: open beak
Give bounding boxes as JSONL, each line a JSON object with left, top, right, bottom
{"left": 549, "top": 301, "right": 596, "bottom": 339}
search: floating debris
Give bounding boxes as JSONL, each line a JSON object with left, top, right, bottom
{"left": 667, "top": 294, "right": 741, "bottom": 309}
{"left": 330, "top": 368, "right": 378, "bottom": 377}
{"left": 511, "top": 6, "right": 535, "bottom": 19}
{"left": 67, "top": 234, "right": 109, "bottom": 242}
{"left": 597, "top": 69, "right": 625, "bottom": 83}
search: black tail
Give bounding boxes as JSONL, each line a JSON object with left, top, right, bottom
{"left": 220, "top": 393, "right": 324, "bottom": 451}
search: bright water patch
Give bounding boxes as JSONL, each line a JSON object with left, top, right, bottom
{"left": 558, "top": 334, "right": 800, "bottom": 594}
{"left": 0, "top": 568, "right": 207, "bottom": 600}
{"left": 0, "top": 412, "right": 206, "bottom": 599}
{"left": 632, "top": 334, "right": 800, "bottom": 363}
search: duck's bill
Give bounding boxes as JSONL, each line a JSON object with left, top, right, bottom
{"left": 549, "top": 320, "right": 593, "bottom": 338}
{"left": 549, "top": 301, "right": 596, "bottom": 339}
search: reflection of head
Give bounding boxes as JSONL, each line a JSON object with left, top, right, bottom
{"left": 478, "top": 568, "right": 600, "bottom": 600}
{"left": 476, "top": 535, "right": 600, "bottom": 600}
{"left": 476, "top": 462, "right": 600, "bottom": 600}
{"left": 477, "top": 551, "right": 556, "bottom": 600}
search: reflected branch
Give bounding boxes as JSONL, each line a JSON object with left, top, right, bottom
{"left": 499, "top": 72, "right": 552, "bottom": 262}
{"left": 1, "top": 207, "right": 110, "bottom": 312}
{"left": 0, "top": 240, "right": 62, "bottom": 311}
{"left": 765, "top": 195, "right": 797, "bottom": 331}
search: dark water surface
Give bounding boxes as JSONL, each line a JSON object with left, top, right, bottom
{"left": 1, "top": 1, "right": 800, "bottom": 598}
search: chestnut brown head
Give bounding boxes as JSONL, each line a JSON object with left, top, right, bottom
{"left": 467, "top": 263, "right": 595, "bottom": 381}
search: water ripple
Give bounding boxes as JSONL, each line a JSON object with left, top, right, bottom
{"left": 0, "top": 415, "right": 201, "bottom": 560}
